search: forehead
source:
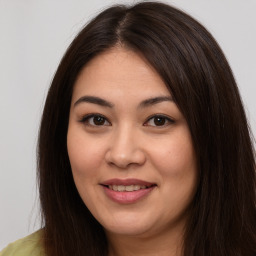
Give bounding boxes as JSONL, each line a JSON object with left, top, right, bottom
{"left": 71, "top": 47, "right": 171, "bottom": 102}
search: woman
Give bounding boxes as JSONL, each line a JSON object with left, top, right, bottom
{"left": 1, "top": 1, "right": 255, "bottom": 256}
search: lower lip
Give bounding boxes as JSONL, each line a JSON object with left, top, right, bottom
{"left": 102, "top": 186, "right": 155, "bottom": 204}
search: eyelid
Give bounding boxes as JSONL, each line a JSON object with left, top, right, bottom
{"left": 144, "top": 114, "right": 175, "bottom": 127}
{"left": 78, "top": 113, "right": 174, "bottom": 127}
{"left": 79, "top": 113, "right": 111, "bottom": 126}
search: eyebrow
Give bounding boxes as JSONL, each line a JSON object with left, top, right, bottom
{"left": 73, "top": 95, "right": 173, "bottom": 108}
{"left": 74, "top": 96, "right": 114, "bottom": 108}
{"left": 138, "top": 96, "right": 173, "bottom": 108}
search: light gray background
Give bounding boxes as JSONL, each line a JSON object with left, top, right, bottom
{"left": 0, "top": 0, "right": 255, "bottom": 250}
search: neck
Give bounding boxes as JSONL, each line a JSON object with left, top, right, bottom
{"left": 106, "top": 224, "right": 184, "bottom": 256}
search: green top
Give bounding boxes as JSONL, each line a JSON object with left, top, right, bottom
{"left": 0, "top": 230, "right": 45, "bottom": 256}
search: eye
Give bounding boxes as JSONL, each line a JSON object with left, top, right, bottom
{"left": 80, "top": 114, "right": 110, "bottom": 126}
{"left": 144, "top": 115, "right": 174, "bottom": 127}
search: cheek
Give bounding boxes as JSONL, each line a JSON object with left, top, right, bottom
{"left": 67, "top": 129, "right": 106, "bottom": 206}
{"left": 151, "top": 133, "right": 196, "bottom": 178}
{"left": 67, "top": 129, "right": 105, "bottom": 180}
{"left": 150, "top": 127, "right": 198, "bottom": 203}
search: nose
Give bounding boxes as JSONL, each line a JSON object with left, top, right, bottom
{"left": 105, "top": 127, "right": 146, "bottom": 169}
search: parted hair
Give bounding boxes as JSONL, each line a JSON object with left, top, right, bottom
{"left": 38, "top": 2, "right": 256, "bottom": 255}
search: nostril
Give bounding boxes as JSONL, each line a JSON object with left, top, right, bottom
{"left": 105, "top": 148, "right": 146, "bottom": 169}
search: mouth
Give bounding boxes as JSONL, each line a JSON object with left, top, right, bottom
{"left": 101, "top": 178, "right": 157, "bottom": 191}
{"left": 104, "top": 184, "right": 155, "bottom": 192}
{"left": 100, "top": 179, "right": 157, "bottom": 204}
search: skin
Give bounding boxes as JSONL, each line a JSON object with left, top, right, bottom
{"left": 67, "top": 47, "right": 197, "bottom": 256}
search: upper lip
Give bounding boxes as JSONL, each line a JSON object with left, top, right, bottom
{"left": 101, "top": 178, "right": 156, "bottom": 187}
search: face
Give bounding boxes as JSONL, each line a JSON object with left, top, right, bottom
{"left": 67, "top": 47, "right": 197, "bottom": 239}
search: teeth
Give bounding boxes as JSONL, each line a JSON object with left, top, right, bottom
{"left": 108, "top": 185, "right": 149, "bottom": 192}
{"left": 118, "top": 185, "right": 125, "bottom": 191}
{"left": 133, "top": 185, "right": 140, "bottom": 191}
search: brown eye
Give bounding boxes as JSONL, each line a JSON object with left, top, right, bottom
{"left": 145, "top": 115, "right": 174, "bottom": 127}
{"left": 92, "top": 116, "right": 105, "bottom": 125}
{"left": 81, "top": 114, "right": 110, "bottom": 126}
{"left": 153, "top": 117, "right": 166, "bottom": 126}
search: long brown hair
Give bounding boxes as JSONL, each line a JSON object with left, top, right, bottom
{"left": 38, "top": 2, "right": 256, "bottom": 255}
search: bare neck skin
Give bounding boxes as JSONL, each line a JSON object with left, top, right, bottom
{"left": 106, "top": 221, "right": 184, "bottom": 256}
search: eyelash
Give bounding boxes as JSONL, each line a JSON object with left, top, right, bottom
{"left": 79, "top": 114, "right": 110, "bottom": 126}
{"left": 144, "top": 114, "right": 175, "bottom": 127}
{"left": 79, "top": 114, "right": 175, "bottom": 127}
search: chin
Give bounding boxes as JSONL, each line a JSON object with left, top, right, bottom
{"left": 105, "top": 223, "right": 152, "bottom": 237}
{"left": 100, "top": 213, "right": 162, "bottom": 238}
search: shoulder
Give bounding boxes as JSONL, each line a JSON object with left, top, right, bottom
{"left": 0, "top": 230, "right": 45, "bottom": 256}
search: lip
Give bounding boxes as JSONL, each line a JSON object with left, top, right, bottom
{"left": 101, "top": 178, "right": 155, "bottom": 187}
{"left": 101, "top": 178, "right": 157, "bottom": 204}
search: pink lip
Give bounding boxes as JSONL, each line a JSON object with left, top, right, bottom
{"left": 101, "top": 179, "right": 156, "bottom": 204}
{"left": 101, "top": 178, "right": 155, "bottom": 186}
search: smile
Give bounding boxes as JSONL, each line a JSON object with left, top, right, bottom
{"left": 101, "top": 179, "right": 157, "bottom": 204}
{"left": 108, "top": 184, "right": 149, "bottom": 192}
